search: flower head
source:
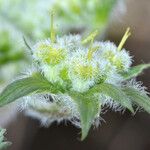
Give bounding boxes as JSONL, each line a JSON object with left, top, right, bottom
{"left": 33, "top": 39, "right": 66, "bottom": 65}
{"left": 1, "top": 14, "right": 149, "bottom": 141}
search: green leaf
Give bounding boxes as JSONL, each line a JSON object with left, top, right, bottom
{"left": 69, "top": 82, "right": 134, "bottom": 140}
{"left": 88, "top": 83, "right": 134, "bottom": 113}
{"left": 123, "top": 87, "right": 150, "bottom": 113}
{"left": 121, "top": 64, "right": 150, "bottom": 80}
{"left": 69, "top": 92, "right": 100, "bottom": 140}
{"left": 0, "top": 142, "right": 12, "bottom": 150}
{"left": 0, "top": 72, "right": 61, "bottom": 107}
{"left": 0, "top": 128, "right": 11, "bottom": 150}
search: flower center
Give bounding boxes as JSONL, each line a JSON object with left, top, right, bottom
{"left": 104, "top": 50, "right": 115, "bottom": 62}
{"left": 36, "top": 44, "right": 65, "bottom": 65}
{"left": 74, "top": 64, "right": 98, "bottom": 79}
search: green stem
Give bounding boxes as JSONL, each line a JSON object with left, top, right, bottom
{"left": 50, "top": 12, "right": 56, "bottom": 43}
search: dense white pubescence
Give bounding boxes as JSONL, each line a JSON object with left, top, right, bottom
{"left": 22, "top": 34, "right": 134, "bottom": 126}
{"left": 100, "top": 94, "right": 125, "bottom": 112}
{"left": 22, "top": 93, "right": 81, "bottom": 126}
{"left": 123, "top": 79, "right": 149, "bottom": 95}
{"left": 33, "top": 35, "right": 132, "bottom": 90}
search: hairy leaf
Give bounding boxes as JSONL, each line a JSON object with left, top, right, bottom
{"left": 121, "top": 64, "right": 150, "bottom": 80}
{"left": 123, "top": 87, "right": 150, "bottom": 113}
{"left": 88, "top": 83, "right": 134, "bottom": 113}
{"left": 69, "top": 92, "right": 100, "bottom": 140}
{"left": 0, "top": 73, "right": 61, "bottom": 107}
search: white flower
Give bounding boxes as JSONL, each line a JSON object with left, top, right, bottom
{"left": 95, "top": 41, "right": 132, "bottom": 72}
{"left": 68, "top": 49, "right": 99, "bottom": 92}
{"left": 33, "top": 38, "right": 66, "bottom": 65}
{"left": 32, "top": 28, "right": 133, "bottom": 92}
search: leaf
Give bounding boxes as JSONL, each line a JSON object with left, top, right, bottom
{"left": 69, "top": 92, "right": 100, "bottom": 140}
{"left": 69, "top": 82, "right": 134, "bottom": 140}
{"left": 123, "top": 87, "right": 150, "bottom": 113}
{"left": 121, "top": 64, "right": 150, "bottom": 80}
{"left": 0, "top": 72, "right": 61, "bottom": 107}
{"left": 0, "top": 142, "right": 12, "bottom": 150}
{"left": 88, "top": 83, "right": 134, "bottom": 113}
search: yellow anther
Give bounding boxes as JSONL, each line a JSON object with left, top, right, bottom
{"left": 50, "top": 11, "right": 56, "bottom": 43}
{"left": 118, "top": 27, "right": 131, "bottom": 51}
{"left": 82, "top": 30, "right": 98, "bottom": 44}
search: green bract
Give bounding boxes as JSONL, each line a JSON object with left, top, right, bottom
{"left": 0, "top": 16, "right": 150, "bottom": 140}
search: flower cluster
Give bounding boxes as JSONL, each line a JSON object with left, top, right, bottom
{"left": 0, "top": 15, "right": 149, "bottom": 140}
{"left": 22, "top": 24, "right": 133, "bottom": 125}
{"left": 32, "top": 29, "right": 131, "bottom": 93}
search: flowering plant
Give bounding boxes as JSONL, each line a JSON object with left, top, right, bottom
{"left": 0, "top": 0, "right": 120, "bottom": 85}
{"left": 0, "top": 15, "right": 150, "bottom": 140}
{"left": 53, "top": 0, "right": 119, "bottom": 33}
{"left": 0, "top": 0, "right": 120, "bottom": 38}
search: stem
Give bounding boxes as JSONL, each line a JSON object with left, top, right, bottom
{"left": 50, "top": 12, "right": 56, "bottom": 43}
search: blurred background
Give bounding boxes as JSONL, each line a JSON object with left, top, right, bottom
{"left": 0, "top": 0, "right": 150, "bottom": 150}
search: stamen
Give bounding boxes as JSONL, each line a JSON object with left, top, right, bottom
{"left": 82, "top": 30, "right": 98, "bottom": 44}
{"left": 118, "top": 27, "right": 131, "bottom": 51}
{"left": 87, "top": 46, "right": 99, "bottom": 60}
{"left": 50, "top": 11, "right": 56, "bottom": 43}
